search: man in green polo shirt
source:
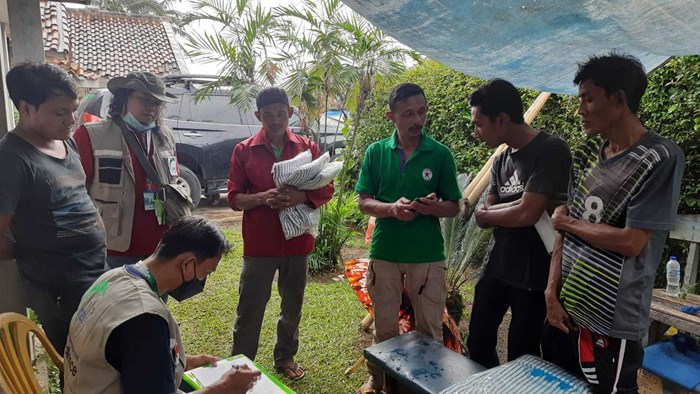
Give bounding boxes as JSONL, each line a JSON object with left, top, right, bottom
{"left": 355, "top": 83, "right": 461, "bottom": 394}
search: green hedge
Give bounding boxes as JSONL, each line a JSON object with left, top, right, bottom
{"left": 354, "top": 57, "right": 699, "bottom": 215}
{"left": 352, "top": 60, "right": 491, "bottom": 178}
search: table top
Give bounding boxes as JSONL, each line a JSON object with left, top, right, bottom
{"left": 363, "top": 331, "right": 485, "bottom": 394}
{"left": 649, "top": 289, "right": 700, "bottom": 335}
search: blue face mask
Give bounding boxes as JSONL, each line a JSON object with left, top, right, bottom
{"left": 123, "top": 112, "right": 156, "bottom": 132}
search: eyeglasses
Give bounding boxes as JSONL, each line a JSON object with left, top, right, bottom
{"left": 132, "top": 93, "right": 164, "bottom": 110}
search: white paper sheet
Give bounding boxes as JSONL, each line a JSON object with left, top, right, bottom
{"left": 535, "top": 212, "right": 556, "bottom": 254}
{"left": 185, "top": 356, "right": 290, "bottom": 393}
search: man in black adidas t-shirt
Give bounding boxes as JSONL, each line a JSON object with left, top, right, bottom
{"left": 543, "top": 54, "right": 684, "bottom": 393}
{"left": 466, "top": 79, "right": 571, "bottom": 368}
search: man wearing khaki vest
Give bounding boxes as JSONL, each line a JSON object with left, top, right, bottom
{"left": 64, "top": 216, "right": 261, "bottom": 394}
{"left": 74, "top": 72, "right": 180, "bottom": 269}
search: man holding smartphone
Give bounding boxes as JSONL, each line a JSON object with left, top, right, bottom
{"left": 354, "top": 83, "right": 461, "bottom": 394}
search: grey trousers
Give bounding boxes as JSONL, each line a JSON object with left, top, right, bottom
{"left": 231, "top": 255, "right": 308, "bottom": 367}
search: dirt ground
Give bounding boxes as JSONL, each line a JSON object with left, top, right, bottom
{"left": 195, "top": 198, "right": 242, "bottom": 228}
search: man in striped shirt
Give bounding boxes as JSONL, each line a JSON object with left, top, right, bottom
{"left": 543, "top": 54, "right": 684, "bottom": 393}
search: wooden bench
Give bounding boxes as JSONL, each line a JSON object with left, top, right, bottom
{"left": 363, "top": 331, "right": 486, "bottom": 394}
{"left": 648, "top": 289, "right": 700, "bottom": 343}
{"left": 647, "top": 215, "right": 700, "bottom": 344}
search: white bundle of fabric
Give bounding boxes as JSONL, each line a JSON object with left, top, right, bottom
{"left": 272, "top": 150, "right": 342, "bottom": 240}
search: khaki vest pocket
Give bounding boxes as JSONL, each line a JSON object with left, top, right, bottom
{"left": 95, "top": 200, "right": 121, "bottom": 237}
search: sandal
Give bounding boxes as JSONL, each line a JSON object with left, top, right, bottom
{"left": 276, "top": 360, "right": 306, "bottom": 380}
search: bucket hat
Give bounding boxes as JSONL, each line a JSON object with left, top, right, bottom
{"left": 107, "top": 72, "right": 177, "bottom": 103}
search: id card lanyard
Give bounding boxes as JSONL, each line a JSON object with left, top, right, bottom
{"left": 140, "top": 130, "right": 157, "bottom": 215}
{"left": 145, "top": 178, "right": 165, "bottom": 224}
{"left": 144, "top": 177, "right": 156, "bottom": 211}
{"left": 134, "top": 128, "right": 165, "bottom": 224}
{"left": 145, "top": 130, "right": 152, "bottom": 156}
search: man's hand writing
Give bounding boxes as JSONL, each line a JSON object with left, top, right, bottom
{"left": 206, "top": 365, "right": 261, "bottom": 394}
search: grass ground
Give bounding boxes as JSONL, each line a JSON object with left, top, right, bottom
{"left": 169, "top": 229, "right": 371, "bottom": 394}
{"left": 35, "top": 219, "right": 500, "bottom": 394}
{"left": 36, "top": 220, "right": 499, "bottom": 394}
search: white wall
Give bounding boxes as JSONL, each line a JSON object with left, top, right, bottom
{"left": 0, "top": 22, "right": 12, "bottom": 135}
{"left": 0, "top": 0, "right": 11, "bottom": 135}
{"left": 0, "top": 0, "right": 23, "bottom": 315}
{"left": 0, "top": 0, "right": 7, "bottom": 24}
{"left": 7, "top": 0, "right": 44, "bottom": 65}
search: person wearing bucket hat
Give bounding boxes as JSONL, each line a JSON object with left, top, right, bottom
{"left": 73, "top": 72, "right": 183, "bottom": 272}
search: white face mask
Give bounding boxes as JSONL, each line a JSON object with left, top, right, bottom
{"left": 123, "top": 112, "right": 156, "bottom": 132}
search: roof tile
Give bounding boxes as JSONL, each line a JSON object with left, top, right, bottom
{"left": 40, "top": 1, "right": 181, "bottom": 80}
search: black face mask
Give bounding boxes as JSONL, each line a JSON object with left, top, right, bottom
{"left": 169, "top": 261, "right": 206, "bottom": 302}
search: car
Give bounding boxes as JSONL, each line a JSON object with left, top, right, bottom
{"left": 75, "top": 75, "right": 345, "bottom": 207}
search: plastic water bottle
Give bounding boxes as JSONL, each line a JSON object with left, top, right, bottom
{"left": 665, "top": 256, "right": 681, "bottom": 297}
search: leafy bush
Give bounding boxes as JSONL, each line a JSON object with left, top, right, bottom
{"left": 442, "top": 174, "right": 493, "bottom": 324}
{"left": 352, "top": 60, "right": 492, "bottom": 179}
{"left": 308, "top": 192, "right": 361, "bottom": 274}
{"left": 639, "top": 56, "right": 700, "bottom": 214}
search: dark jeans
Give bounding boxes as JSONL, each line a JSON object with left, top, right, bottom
{"left": 231, "top": 255, "right": 308, "bottom": 367}
{"left": 542, "top": 322, "right": 644, "bottom": 394}
{"left": 467, "top": 275, "right": 546, "bottom": 368}
{"left": 20, "top": 278, "right": 91, "bottom": 356}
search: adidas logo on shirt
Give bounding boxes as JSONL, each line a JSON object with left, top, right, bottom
{"left": 500, "top": 171, "right": 524, "bottom": 194}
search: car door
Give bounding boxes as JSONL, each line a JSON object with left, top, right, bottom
{"left": 173, "top": 91, "right": 257, "bottom": 190}
{"left": 162, "top": 86, "right": 186, "bottom": 138}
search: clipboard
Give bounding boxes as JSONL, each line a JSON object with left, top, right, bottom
{"left": 182, "top": 354, "right": 294, "bottom": 393}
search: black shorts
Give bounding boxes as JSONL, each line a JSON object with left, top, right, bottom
{"left": 542, "top": 322, "right": 644, "bottom": 394}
